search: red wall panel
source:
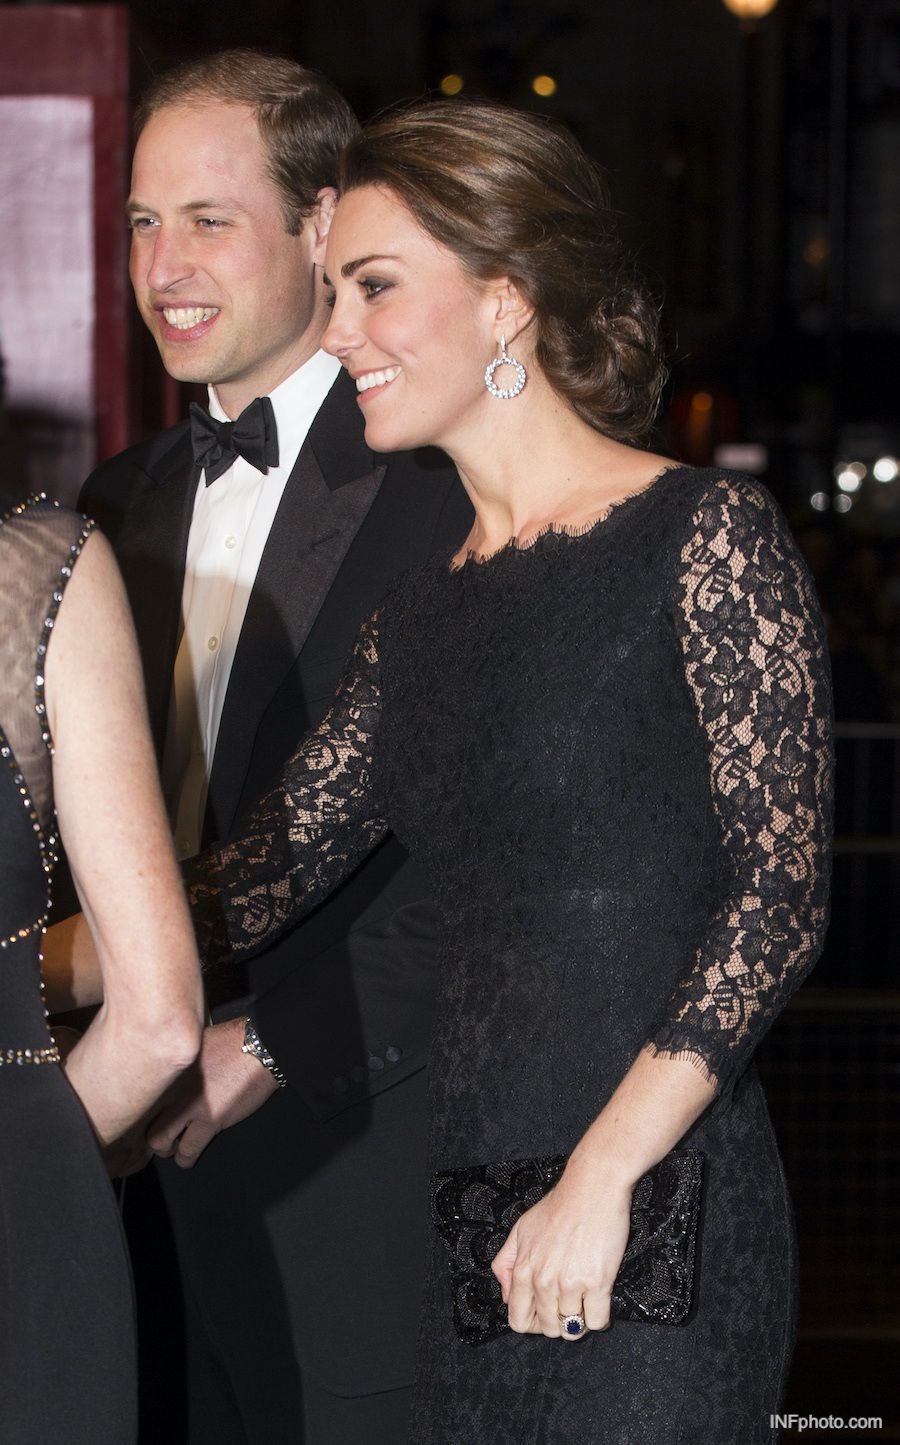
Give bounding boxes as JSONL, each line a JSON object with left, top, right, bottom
{"left": 0, "top": 5, "right": 128, "bottom": 502}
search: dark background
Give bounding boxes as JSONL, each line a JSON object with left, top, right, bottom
{"left": 4, "top": 0, "right": 899, "bottom": 1437}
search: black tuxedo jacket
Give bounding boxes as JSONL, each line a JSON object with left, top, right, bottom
{"left": 78, "top": 369, "right": 473, "bottom": 1405}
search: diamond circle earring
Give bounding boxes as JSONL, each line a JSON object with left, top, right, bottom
{"left": 484, "top": 334, "right": 527, "bottom": 399}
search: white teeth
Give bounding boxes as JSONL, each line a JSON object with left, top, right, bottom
{"left": 355, "top": 366, "right": 401, "bottom": 393}
{"left": 162, "top": 306, "right": 220, "bottom": 330}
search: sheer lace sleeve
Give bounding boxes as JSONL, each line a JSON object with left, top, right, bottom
{"left": 184, "top": 613, "right": 389, "bottom": 973}
{"left": 650, "top": 476, "right": 834, "bottom": 1093}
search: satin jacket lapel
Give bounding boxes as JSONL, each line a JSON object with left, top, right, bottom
{"left": 207, "top": 375, "right": 385, "bottom": 840}
{"left": 115, "top": 431, "right": 197, "bottom": 759}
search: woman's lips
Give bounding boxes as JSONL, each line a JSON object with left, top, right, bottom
{"left": 354, "top": 365, "right": 402, "bottom": 403}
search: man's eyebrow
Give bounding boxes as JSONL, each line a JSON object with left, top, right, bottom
{"left": 126, "top": 198, "right": 247, "bottom": 216}
{"left": 341, "top": 253, "right": 401, "bottom": 278}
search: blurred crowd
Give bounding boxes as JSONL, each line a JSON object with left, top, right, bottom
{"left": 796, "top": 526, "right": 900, "bottom": 724}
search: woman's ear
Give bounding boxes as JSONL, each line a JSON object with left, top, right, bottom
{"left": 493, "top": 280, "right": 535, "bottom": 346}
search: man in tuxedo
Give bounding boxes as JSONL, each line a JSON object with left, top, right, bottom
{"left": 78, "top": 51, "right": 471, "bottom": 1445}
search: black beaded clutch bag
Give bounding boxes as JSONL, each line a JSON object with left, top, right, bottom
{"left": 430, "top": 1149, "right": 704, "bottom": 1346}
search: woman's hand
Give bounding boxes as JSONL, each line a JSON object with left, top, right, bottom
{"left": 491, "top": 1156, "right": 633, "bottom": 1337}
{"left": 491, "top": 1046, "right": 717, "bottom": 1338}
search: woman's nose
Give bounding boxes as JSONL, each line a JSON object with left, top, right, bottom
{"left": 321, "top": 295, "right": 364, "bottom": 362}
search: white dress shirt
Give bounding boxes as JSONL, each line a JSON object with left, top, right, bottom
{"left": 162, "top": 348, "right": 342, "bottom": 860}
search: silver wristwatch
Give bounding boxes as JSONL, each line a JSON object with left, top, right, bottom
{"left": 241, "top": 1017, "right": 288, "bottom": 1089}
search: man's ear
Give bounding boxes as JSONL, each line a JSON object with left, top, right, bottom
{"left": 312, "top": 187, "right": 338, "bottom": 264}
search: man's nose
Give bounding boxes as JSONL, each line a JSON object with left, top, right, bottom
{"left": 142, "top": 228, "right": 195, "bottom": 293}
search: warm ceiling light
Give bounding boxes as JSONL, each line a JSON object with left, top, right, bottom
{"left": 440, "top": 74, "right": 464, "bottom": 96}
{"left": 722, "top": 0, "right": 780, "bottom": 15}
{"left": 532, "top": 75, "right": 557, "bottom": 97}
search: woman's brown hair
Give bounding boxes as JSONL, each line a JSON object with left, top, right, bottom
{"left": 339, "top": 98, "right": 667, "bottom": 443}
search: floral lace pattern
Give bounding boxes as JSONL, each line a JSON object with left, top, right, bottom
{"left": 187, "top": 472, "right": 833, "bottom": 1098}
{"left": 651, "top": 477, "right": 834, "bottom": 1087}
{"left": 183, "top": 468, "right": 833, "bottom": 1439}
{"left": 186, "top": 617, "right": 389, "bottom": 968}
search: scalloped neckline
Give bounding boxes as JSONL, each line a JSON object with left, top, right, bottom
{"left": 449, "top": 463, "right": 686, "bottom": 574}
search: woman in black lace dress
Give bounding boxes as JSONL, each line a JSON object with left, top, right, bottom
{"left": 1, "top": 496, "right": 203, "bottom": 1441}
{"left": 185, "top": 102, "right": 833, "bottom": 1443}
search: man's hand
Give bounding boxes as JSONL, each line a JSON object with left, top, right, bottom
{"left": 103, "top": 1124, "right": 153, "bottom": 1179}
{"left": 146, "top": 1017, "right": 281, "bottom": 1169}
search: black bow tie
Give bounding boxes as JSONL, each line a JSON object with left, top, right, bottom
{"left": 189, "top": 396, "right": 279, "bottom": 486}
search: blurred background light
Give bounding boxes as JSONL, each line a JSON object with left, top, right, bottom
{"left": 810, "top": 492, "right": 830, "bottom": 512}
{"left": 531, "top": 74, "right": 557, "bottom": 97}
{"left": 873, "top": 456, "right": 898, "bottom": 483}
{"left": 439, "top": 73, "right": 464, "bottom": 96}
{"left": 714, "top": 442, "right": 769, "bottom": 473}
{"left": 722, "top": 0, "right": 780, "bottom": 15}
{"left": 803, "top": 236, "right": 830, "bottom": 268}
{"left": 834, "top": 494, "right": 854, "bottom": 512}
{"left": 836, "top": 468, "right": 863, "bottom": 493}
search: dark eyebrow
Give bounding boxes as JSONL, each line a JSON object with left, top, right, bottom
{"left": 341, "top": 253, "right": 401, "bottom": 278}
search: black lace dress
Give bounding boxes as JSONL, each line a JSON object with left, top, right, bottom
{"left": 188, "top": 469, "right": 833, "bottom": 1444}
{"left": 0, "top": 498, "right": 136, "bottom": 1442}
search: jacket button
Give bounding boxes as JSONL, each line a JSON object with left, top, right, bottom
{"left": 333, "top": 1075, "right": 349, "bottom": 1093}
{"left": 368, "top": 1056, "right": 384, "bottom": 1071}
{"left": 385, "top": 1045, "right": 402, "bottom": 1063}
{"left": 350, "top": 1065, "right": 367, "bottom": 1083}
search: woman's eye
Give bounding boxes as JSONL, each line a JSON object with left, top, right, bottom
{"left": 324, "top": 290, "right": 336, "bottom": 309}
{"left": 361, "top": 277, "right": 391, "bottom": 300}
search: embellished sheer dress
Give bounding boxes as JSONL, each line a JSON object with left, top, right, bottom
{"left": 187, "top": 470, "right": 834, "bottom": 1443}
{"left": 0, "top": 498, "right": 136, "bottom": 1443}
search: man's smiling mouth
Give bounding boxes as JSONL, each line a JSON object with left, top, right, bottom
{"left": 162, "top": 307, "right": 220, "bottom": 330}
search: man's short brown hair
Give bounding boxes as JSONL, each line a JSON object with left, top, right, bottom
{"left": 135, "top": 50, "right": 359, "bottom": 235}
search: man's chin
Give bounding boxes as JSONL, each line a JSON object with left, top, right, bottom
{"left": 153, "top": 339, "right": 218, "bottom": 387}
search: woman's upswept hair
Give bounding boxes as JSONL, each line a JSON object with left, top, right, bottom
{"left": 340, "top": 99, "right": 667, "bottom": 443}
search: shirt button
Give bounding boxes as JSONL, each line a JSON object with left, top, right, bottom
{"left": 385, "top": 1046, "right": 402, "bottom": 1064}
{"left": 367, "top": 1056, "right": 384, "bottom": 1072}
{"left": 224, "top": 534, "right": 237, "bottom": 550}
{"left": 207, "top": 635, "right": 219, "bottom": 652}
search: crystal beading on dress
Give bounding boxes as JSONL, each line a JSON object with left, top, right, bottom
{"left": 0, "top": 495, "right": 94, "bottom": 1065}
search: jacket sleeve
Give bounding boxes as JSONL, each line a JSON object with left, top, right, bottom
{"left": 248, "top": 893, "right": 439, "bottom": 1121}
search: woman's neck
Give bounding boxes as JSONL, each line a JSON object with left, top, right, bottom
{"left": 444, "top": 380, "right": 671, "bottom": 563}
